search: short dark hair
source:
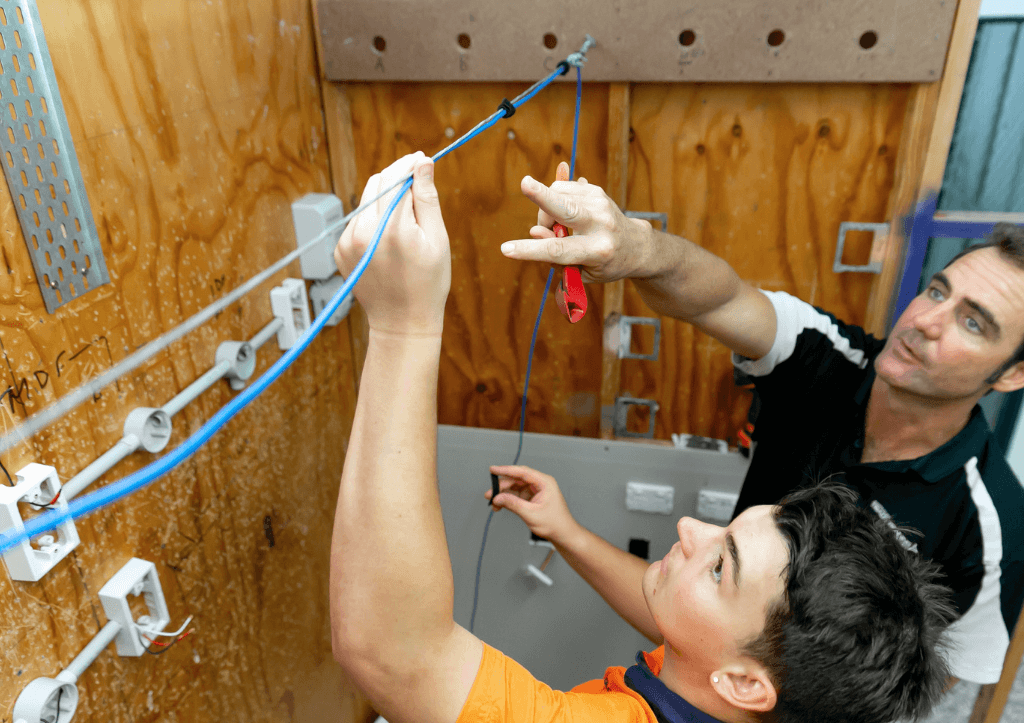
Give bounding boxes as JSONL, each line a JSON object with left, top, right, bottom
{"left": 942, "top": 222, "right": 1024, "bottom": 384}
{"left": 743, "top": 483, "right": 956, "bottom": 723}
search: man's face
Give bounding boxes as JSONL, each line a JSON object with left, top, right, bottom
{"left": 876, "top": 247, "right": 1024, "bottom": 399}
{"left": 642, "top": 506, "right": 788, "bottom": 673}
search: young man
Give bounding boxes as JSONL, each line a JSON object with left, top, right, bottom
{"left": 500, "top": 169, "right": 1024, "bottom": 684}
{"left": 330, "top": 153, "right": 954, "bottom": 723}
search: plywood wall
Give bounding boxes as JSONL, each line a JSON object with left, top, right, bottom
{"left": 337, "top": 81, "right": 910, "bottom": 442}
{"left": 1, "top": 2, "right": 371, "bottom": 722}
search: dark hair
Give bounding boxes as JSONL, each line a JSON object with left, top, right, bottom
{"left": 743, "top": 483, "right": 956, "bottom": 723}
{"left": 942, "top": 222, "right": 1024, "bottom": 384}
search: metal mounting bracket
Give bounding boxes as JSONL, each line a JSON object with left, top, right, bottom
{"left": 0, "top": 0, "right": 110, "bottom": 312}
{"left": 618, "top": 315, "right": 660, "bottom": 361}
{"left": 613, "top": 396, "right": 659, "bottom": 438}
{"left": 624, "top": 210, "right": 668, "bottom": 231}
{"left": 833, "top": 221, "right": 889, "bottom": 273}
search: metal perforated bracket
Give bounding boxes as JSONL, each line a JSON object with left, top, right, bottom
{"left": 0, "top": 0, "right": 109, "bottom": 312}
{"left": 613, "top": 396, "right": 659, "bottom": 439}
{"left": 618, "top": 315, "right": 660, "bottom": 361}
{"left": 833, "top": 222, "right": 889, "bottom": 274}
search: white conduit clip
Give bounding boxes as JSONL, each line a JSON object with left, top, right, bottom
{"left": 62, "top": 314, "right": 290, "bottom": 501}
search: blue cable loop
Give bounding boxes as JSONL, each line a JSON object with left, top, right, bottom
{"left": 0, "top": 60, "right": 581, "bottom": 555}
{"left": 470, "top": 64, "right": 584, "bottom": 634}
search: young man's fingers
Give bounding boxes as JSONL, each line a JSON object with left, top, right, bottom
{"left": 520, "top": 175, "right": 586, "bottom": 228}
{"left": 530, "top": 225, "right": 557, "bottom": 240}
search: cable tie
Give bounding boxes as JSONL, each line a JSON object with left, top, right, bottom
{"left": 497, "top": 98, "right": 516, "bottom": 118}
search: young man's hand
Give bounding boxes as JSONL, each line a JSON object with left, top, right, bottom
{"left": 486, "top": 465, "right": 580, "bottom": 546}
{"left": 334, "top": 152, "right": 451, "bottom": 337}
{"left": 499, "top": 161, "right": 654, "bottom": 283}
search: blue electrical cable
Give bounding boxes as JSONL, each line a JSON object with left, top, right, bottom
{"left": 469, "top": 63, "right": 584, "bottom": 635}
{"left": 0, "top": 58, "right": 583, "bottom": 556}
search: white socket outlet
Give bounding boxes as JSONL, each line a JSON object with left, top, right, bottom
{"left": 696, "top": 489, "right": 739, "bottom": 524}
{"left": 625, "top": 482, "right": 675, "bottom": 515}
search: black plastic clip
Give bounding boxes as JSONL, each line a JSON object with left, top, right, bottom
{"left": 497, "top": 98, "right": 516, "bottom": 119}
{"left": 490, "top": 472, "right": 500, "bottom": 506}
{"left": 556, "top": 60, "right": 571, "bottom": 76}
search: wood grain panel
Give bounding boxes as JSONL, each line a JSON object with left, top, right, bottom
{"left": 622, "top": 83, "right": 911, "bottom": 441}
{"left": 0, "top": 2, "right": 365, "bottom": 722}
{"left": 342, "top": 81, "right": 610, "bottom": 437}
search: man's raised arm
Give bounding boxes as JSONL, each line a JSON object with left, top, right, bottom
{"left": 500, "top": 167, "right": 777, "bottom": 361}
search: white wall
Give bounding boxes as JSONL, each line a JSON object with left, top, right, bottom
{"left": 980, "top": 0, "right": 1024, "bottom": 18}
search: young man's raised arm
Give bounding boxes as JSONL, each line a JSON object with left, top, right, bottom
{"left": 330, "top": 154, "right": 481, "bottom": 723}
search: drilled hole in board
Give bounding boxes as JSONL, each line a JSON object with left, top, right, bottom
{"left": 11, "top": 55, "right": 18, "bottom": 72}
{"left": 767, "top": 29, "right": 785, "bottom": 46}
{"left": 25, "top": 76, "right": 33, "bottom": 94}
{"left": 72, "top": 239, "right": 79, "bottom": 253}
{"left": 679, "top": 30, "right": 696, "bottom": 46}
{"left": 58, "top": 245, "right": 65, "bottom": 260}
{"left": 543, "top": 32, "right": 558, "bottom": 49}
{"left": 372, "top": 35, "right": 386, "bottom": 53}
{"left": 860, "top": 31, "right": 877, "bottom": 49}
{"left": 457, "top": 33, "right": 471, "bottom": 49}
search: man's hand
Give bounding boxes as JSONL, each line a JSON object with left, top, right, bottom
{"left": 334, "top": 151, "right": 451, "bottom": 336}
{"left": 486, "top": 465, "right": 580, "bottom": 546}
{"left": 500, "top": 161, "right": 655, "bottom": 283}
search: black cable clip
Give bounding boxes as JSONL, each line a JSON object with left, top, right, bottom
{"left": 497, "top": 98, "right": 516, "bottom": 119}
{"left": 556, "top": 60, "right": 571, "bottom": 76}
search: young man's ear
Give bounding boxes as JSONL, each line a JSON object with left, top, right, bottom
{"left": 992, "top": 360, "right": 1024, "bottom": 393}
{"left": 710, "top": 664, "right": 777, "bottom": 714}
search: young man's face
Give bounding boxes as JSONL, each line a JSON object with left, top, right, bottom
{"left": 642, "top": 505, "right": 788, "bottom": 674}
{"left": 876, "top": 247, "right": 1024, "bottom": 399}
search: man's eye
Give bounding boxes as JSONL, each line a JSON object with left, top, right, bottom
{"left": 927, "top": 287, "right": 944, "bottom": 301}
{"left": 711, "top": 555, "right": 723, "bottom": 584}
{"left": 965, "top": 316, "right": 982, "bottom": 333}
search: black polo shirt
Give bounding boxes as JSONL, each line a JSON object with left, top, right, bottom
{"left": 732, "top": 290, "right": 1024, "bottom": 684}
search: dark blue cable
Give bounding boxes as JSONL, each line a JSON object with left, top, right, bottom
{"left": 469, "top": 64, "right": 583, "bottom": 635}
{"left": 0, "top": 63, "right": 575, "bottom": 555}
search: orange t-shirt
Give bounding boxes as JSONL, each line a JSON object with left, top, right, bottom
{"left": 456, "top": 643, "right": 666, "bottom": 723}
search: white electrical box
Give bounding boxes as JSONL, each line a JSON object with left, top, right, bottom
{"left": 696, "top": 489, "right": 739, "bottom": 524}
{"left": 98, "top": 557, "right": 171, "bottom": 657}
{"left": 270, "top": 278, "right": 312, "bottom": 350}
{"left": 309, "top": 274, "right": 353, "bottom": 326}
{"left": 292, "top": 193, "right": 345, "bottom": 280}
{"left": 0, "top": 463, "right": 79, "bottom": 581}
{"left": 625, "top": 481, "right": 675, "bottom": 515}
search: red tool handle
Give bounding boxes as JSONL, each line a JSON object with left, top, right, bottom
{"left": 553, "top": 222, "right": 587, "bottom": 324}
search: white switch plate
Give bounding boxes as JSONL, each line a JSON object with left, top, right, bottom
{"left": 625, "top": 482, "right": 675, "bottom": 515}
{"left": 696, "top": 489, "right": 739, "bottom": 524}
